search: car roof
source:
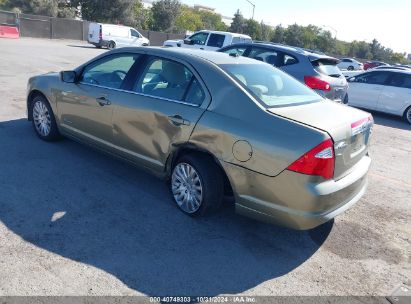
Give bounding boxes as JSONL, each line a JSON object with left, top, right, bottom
{"left": 369, "top": 68, "right": 411, "bottom": 74}
{"left": 113, "top": 46, "right": 265, "bottom": 65}
{"left": 196, "top": 30, "right": 251, "bottom": 39}
{"left": 219, "top": 42, "right": 338, "bottom": 61}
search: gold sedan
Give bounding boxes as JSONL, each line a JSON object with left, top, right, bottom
{"left": 27, "top": 47, "right": 373, "bottom": 229}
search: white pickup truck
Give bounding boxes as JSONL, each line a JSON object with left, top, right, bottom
{"left": 163, "top": 30, "right": 252, "bottom": 51}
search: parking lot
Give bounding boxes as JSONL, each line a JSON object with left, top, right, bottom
{"left": 0, "top": 38, "right": 410, "bottom": 297}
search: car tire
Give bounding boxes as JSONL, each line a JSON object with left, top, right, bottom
{"left": 30, "top": 95, "right": 60, "bottom": 141}
{"left": 170, "top": 154, "right": 224, "bottom": 217}
{"left": 404, "top": 106, "right": 411, "bottom": 125}
{"left": 343, "top": 94, "right": 349, "bottom": 104}
{"left": 347, "top": 66, "right": 354, "bottom": 71}
{"left": 107, "top": 41, "right": 116, "bottom": 50}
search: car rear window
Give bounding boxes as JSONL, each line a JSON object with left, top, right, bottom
{"left": 312, "top": 59, "right": 342, "bottom": 78}
{"left": 220, "top": 63, "right": 322, "bottom": 107}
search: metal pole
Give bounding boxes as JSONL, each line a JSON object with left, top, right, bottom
{"left": 245, "top": 0, "right": 256, "bottom": 20}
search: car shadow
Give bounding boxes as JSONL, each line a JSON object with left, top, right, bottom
{"left": 370, "top": 111, "right": 411, "bottom": 131}
{"left": 66, "top": 44, "right": 105, "bottom": 50}
{"left": 0, "top": 118, "right": 333, "bottom": 296}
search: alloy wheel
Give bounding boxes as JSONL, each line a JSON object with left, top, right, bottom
{"left": 171, "top": 162, "right": 203, "bottom": 214}
{"left": 33, "top": 100, "right": 51, "bottom": 137}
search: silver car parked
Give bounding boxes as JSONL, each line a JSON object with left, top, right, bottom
{"left": 219, "top": 42, "right": 349, "bottom": 103}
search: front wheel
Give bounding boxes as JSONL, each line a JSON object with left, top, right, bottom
{"left": 404, "top": 106, "right": 411, "bottom": 124}
{"left": 30, "top": 95, "right": 60, "bottom": 141}
{"left": 170, "top": 154, "right": 224, "bottom": 217}
{"left": 347, "top": 66, "right": 354, "bottom": 71}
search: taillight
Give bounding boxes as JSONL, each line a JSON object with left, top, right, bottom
{"left": 99, "top": 26, "right": 102, "bottom": 41}
{"left": 287, "top": 139, "right": 335, "bottom": 180}
{"left": 304, "top": 76, "right": 331, "bottom": 91}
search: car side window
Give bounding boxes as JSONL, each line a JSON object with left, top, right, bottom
{"left": 221, "top": 46, "right": 248, "bottom": 56}
{"left": 207, "top": 34, "right": 225, "bottom": 48}
{"left": 185, "top": 78, "right": 205, "bottom": 106}
{"left": 282, "top": 54, "right": 298, "bottom": 66}
{"left": 388, "top": 73, "right": 411, "bottom": 89}
{"left": 189, "top": 32, "right": 209, "bottom": 45}
{"left": 134, "top": 57, "right": 203, "bottom": 104}
{"left": 81, "top": 54, "right": 138, "bottom": 89}
{"left": 131, "top": 29, "right": 140, "bottom": 38}
{"left": 249, "top": 47, "right": 279, "bottom": 66}
{"left": 355, "top": 71, "right": 390, "bottom": 85}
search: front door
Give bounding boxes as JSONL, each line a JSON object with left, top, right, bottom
{"left": 348, "top": 71, "right": 391, "bottom": 110}
{"left": 57, "top": 53, "right": 141, "bottom": 147}
{"left": 111, "top": 56, "right": 210, "bottom": 172}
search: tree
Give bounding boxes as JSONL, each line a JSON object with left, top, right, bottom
{"left": 2, "top": 0, "right": 76, "bottom": 17}
{"left": 175, "top": 6, "right": 202, "bottom": 32}
{"left": 133, "top": 0, "right": 152, "bottom": 30}
{"left": 284, "top": 23, "right": 304, "bottom": 47}
{"left": 72, "top": 0, "right": 135, "bottom": 24}
{"left": 230, "top": 9, "right": 245, "bottom": 33}
{"left": 151, "top": 0, "right": 181, "bottom": 32}
{"left": 271, "top": 25, "right": 285, "bottom": 43}
{"left": 244, "top": 19, "right": 261, "bottom": 40}
{"left": 198, "top": 10, "right": 227, "bottom": 31}
{"left": 260, "top": 21, "right": 273, "bottom": 42}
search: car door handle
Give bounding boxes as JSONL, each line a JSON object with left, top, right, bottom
{"left": 168, "top": 115, "right": 190, "bottom": 126}
{"left": 96, "top": 96, "right": 111, "bottom": 106}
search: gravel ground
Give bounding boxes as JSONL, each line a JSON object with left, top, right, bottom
{"left": 0, "top": 38, "right": 410, "bottom": 297}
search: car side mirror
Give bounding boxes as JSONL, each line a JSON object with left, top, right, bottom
{"left": 183, "top": 38, "right": 194, "bottom": 45}
{"left": 61, "top": 71, "right": 77, "bottom": 83}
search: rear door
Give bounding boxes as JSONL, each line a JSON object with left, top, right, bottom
{"left": 110, "top": 56, "right": 210, "bottom": 172}
{"left": 219, "top": 44, "right": 251, "bottom": 57}
{"left": 348, "top": 71, "right": 391, "bottom": 110}
{"left": 205, "top": 33, "right": 226, "bottom": 51}
{"left": 88, "top": 23, "right": 100, "bottom": 43}
{"left": 248, "top": 46, "right": 280, "bottom": 66}
{"left": 378, "top": 72, "right": 411, "bottom": 115}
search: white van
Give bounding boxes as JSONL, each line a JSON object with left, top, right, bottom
{"left": 163, "top": 30, "right": 252, "bottom": 51}
{"left": 88, "top": 23, "right": 150, "bottom": 49}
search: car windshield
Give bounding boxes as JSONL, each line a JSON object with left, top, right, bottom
{"left": 220, "top": 63, "right": 322, "bottom": 107}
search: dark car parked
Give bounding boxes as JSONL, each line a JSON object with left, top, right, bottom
{"left": 219, "top": 42, "right": 348, "bottom": 103}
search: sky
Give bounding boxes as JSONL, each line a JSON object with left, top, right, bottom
{"left": 181, "top": 0, "right": 410, "bottom": 54}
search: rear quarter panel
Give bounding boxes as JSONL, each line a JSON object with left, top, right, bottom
{"left": 187, "top": 62, "right": 328, "bottom": 177}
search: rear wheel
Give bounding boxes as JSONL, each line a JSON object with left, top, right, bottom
{"left": 30, "top": 95, "right": 60, "bottom": 141}
{"left": 404, "top": 106, "right": 411, "bottom": 124}
{"left": 107, "top": 41, "right": 116, "bottom": 50}
{"left": 343, "top": 94, "right": 349, "bottom": 104}
{"left": 170, "top": 154, "right": 224, "bottom": 217}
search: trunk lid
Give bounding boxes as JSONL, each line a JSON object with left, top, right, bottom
{"left": 268, "top": 100, "right": 373, "bottom": 180}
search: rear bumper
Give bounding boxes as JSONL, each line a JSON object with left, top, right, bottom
{"left": 222, "top": 155, "right": 371, "bottom": 230}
